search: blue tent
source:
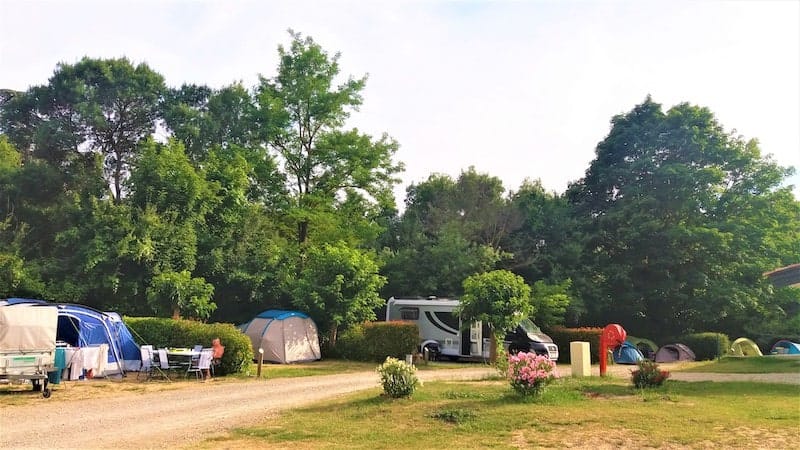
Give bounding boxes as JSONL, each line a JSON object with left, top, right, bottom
{"left": 612, "top": 341, "right": 644, "bottom": 364}
{"left": 770, "top": 339, "right": 800, "bottom": 355}
{"left": 1, "top": 298, "right": 141, "bottom": 373}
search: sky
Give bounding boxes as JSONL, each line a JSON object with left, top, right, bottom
{"left": 1, "top": 0, "right": 798, "bottom": 205}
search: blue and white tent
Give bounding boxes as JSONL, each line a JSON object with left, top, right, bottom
{"left": 770, "top": 339, "right": 800, "bottom": 355}
{"left": 612, "top": 341, "right": 644, "bottom": 364}
{"left": 240, "top": 310, "right": 321, "bottom": 364}
{"left": 1, "top": 298, "right": 141, "bottom": 373}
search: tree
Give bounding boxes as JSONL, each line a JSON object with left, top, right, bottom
{"left": 287, "top": 242, "right": 386, "bottom": 346}
{"left": 146, "top": 270, "right": 215, "bottom": 319}
{"left": 256, "top": 30, "right": 402, "bottom": 246}
{"left": 460, "top": 270, "right": 532, "bottom": 363}
{"left": 1, "top": 58, "right": 166, "bottom": 202}
{"left": 379, "top": 169, "right": 513, "bottom": 297}
{"left": 568, "top": 97, "right": 799, "bottom": 337}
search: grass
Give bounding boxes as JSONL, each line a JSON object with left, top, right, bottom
{"left": 678, "top": 356, "right": 800, "bottom": 374}
{"left": 204, "top": 377, "right": 800, "bottom": 449}
{"left": 236, "top": 359, "right": 476, "bottom": 380}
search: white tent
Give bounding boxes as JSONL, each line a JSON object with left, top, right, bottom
{"left": 241, "top": 310, "right": 321, "bottom": 364}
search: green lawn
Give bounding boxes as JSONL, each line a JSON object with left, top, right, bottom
{"left": 236, "top": 359, "right": 477, "bottom": 380}
{"left": 201, "top": 376, "right": 800, "bottom": 449}
{"left": 678, "top": 356, "right": 800, "bottom": 373}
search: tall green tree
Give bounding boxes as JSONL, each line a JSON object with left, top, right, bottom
{"left": 568, "top": 97, "right": 799, "bottom": 337}
{"left": 460, "top": 269, "right": 532, "bottom": 363}
{"left": 1, "top": 58, "right": 166, "bottom": 202}
{"left": 380, "top": 169, "right": 512, "bottom": 297}
{"left": 256, "top": 30, "right": 403, "bottom": 247}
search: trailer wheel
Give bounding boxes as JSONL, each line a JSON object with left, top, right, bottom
{"left": 42, "top": 388, "right": 51, "bottom": 398}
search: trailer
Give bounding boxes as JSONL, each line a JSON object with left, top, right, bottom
{"left": 0, "top": 304, "right": 58, "bottom": 398}
{"left": 386, "top": 297, "right": 558, "bottom": 361}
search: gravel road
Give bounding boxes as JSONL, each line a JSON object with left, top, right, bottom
{"left": 1, "top": 365, "right": 796, "bottom": 449}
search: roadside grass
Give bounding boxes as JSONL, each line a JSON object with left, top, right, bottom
{"left": 677, "top": 356, "right": 800, "bottom": 374}
{"left": 205, "top": 377, "right": 799, "bottom": 449}
{"left": 234, "top": 359, "right": 477, "bottom": 380}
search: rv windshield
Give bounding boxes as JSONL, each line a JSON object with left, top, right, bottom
{"left": 518, "top": 318, "right": 542, "bottom": 334}
{"left": 518, "top": 318, "right": 551, "bottom": 343}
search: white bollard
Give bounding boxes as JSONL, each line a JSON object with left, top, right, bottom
{"left": 570, "top": 341, "right": 591, "bottom": 377}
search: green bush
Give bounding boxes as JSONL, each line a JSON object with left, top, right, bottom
{"left": 334, "top": 321, "right": 419, "bottom": 362}
{"left": 680, "top": 332, "right": 730, "bottom": 361}
{"left": 125, "top": 317, "right": 253, "bottom": 375}
{"left": 377, "top": 357, "right": 420, "bottom": 398}
{"left": 547, "top": 326, "right": 603, "bottom": 363}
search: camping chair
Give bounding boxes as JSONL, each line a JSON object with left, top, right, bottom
{"left": 137, "top": 345, "right": 155, "bottom": 380}
{"left": 186, "top": 349, "right": 213, "bottom": 380}
{"left": 154, "top": 349, "right": 177, "bottom": 381}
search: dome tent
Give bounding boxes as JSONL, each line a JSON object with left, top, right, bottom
{"left": 241, "top": 310, "right": 321, "bottom": 364}
{"left": 654, "top": 343, "right": 696, "bottom": 363}
{"left": 612, "top": 341, "right": 645, "bottom": 364}
{"left": 770, "top": 339, "right": 800, "bottom": 355}
{"left": 730, "top": 337, "right": 763, "bottom": 357}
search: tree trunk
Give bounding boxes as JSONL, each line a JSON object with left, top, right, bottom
{"left": 490, "top": 332, "right": 498, "bottom": 364}
{"left": 328, "top": 326, "right": 338, "bottom": 348}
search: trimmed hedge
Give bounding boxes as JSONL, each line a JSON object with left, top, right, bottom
{"left": 680, "top": 332, "right": 730, "bottom": 361}
{"left": 547, "top": 326, "right": 603, "bottom": 363}
{"left": 334, "top": 321, "right": 419, "bottom": 362}
{"left": 125, "top": 317, "right": 253, "bottom": 375}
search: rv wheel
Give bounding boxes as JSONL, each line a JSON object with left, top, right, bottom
{"left": 422, "top": 344, "right": 439, "bottom": 361}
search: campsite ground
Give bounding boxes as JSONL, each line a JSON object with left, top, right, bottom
{"left": 0, "top": 362, "right": 798, "bottom": 449}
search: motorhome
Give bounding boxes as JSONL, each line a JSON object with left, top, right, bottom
{"left": 385, "top": 297, "right": 558, "bottom": 361}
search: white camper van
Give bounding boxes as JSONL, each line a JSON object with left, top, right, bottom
{"left": 386, "top": 297, "right": 558, "bottom": 361}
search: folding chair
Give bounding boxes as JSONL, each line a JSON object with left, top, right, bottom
{"left": 154, "top": 349, "right": 175, "bottom": 381}
{"left": 137, "top": 345, "right": 155, "bottom": 380}
{"left": 186, "top": 349, "right": 213, "bottom": 380}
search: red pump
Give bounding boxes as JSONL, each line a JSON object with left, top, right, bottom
{"left": 600, "top": 324, "right": 627, "bottom": 376}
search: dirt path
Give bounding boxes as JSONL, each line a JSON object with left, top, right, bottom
{"left": 1, "top": 365, "right": 796, "bottom": 449}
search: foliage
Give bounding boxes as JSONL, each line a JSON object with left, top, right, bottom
{"left": 631, "top": 360, "right": 671, "bottom": 388}
{"left": 256, "top": 30, "right": 402, "bottom": 246}
{"left": 377, "top": 356, "right": 420, "bottom": 398}
{"left": 461, "top": 269, "right": 532, "bottom": 363}
{"left": 567, "top": 96, "right": 800, "bottom": 338}
{"left": 124, "top": 316, "right": 252, "bottom": 375}
{"left": 380, "top": 168, "right": 512, "bottom": 298}
{"left": 287, "top": 242, "right": 386, "bottom": 346}
{"left": 332, "top": 321, "right": 418, "bottom": 362}
{"left": 547, "top": 326, "right": 603, "bottom": 363}
{"left": 680, "top": 332, "right": 730, "bottom": 361}
{"left": 506, "top": 351, "right": 558, "bottom": 398}
{"left": 529, "top": 279, "right": 572, "bottom": 328}
{"left": 146, "top": 270, "right": 216, "bottom": 319}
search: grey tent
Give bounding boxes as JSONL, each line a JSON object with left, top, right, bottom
{"left": 654, "top": 343, "right": 695, "bottom": 363}
{"left": 240, "top": 310, "right": 321, "bottom": 364}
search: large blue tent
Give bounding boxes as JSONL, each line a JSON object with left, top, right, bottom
{"left": 770, "top": 339, "right": 800, "bottom": 355}
{"left": 1, "top": 298, "right": 140, "bottom": 373}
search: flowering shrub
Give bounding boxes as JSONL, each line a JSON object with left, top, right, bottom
{"left": 377, "top": 357, "right": 421, "bottom": 398}
{"left": 631, "top": 360, "right": 670, "bottom": 388}
{"left": 506, "top": 352, "right": 557, "bottom": 397}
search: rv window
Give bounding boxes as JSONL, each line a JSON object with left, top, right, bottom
{"left": 400, "top": 308, "right": 419, "bottom": 320}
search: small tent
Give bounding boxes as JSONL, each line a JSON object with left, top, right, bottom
{"left": 770, "top": 339, "right": 800, "bottom": 355}
{"left": 654, "top": 343, "right": 696, "bottom": 363}
{"left": 612, "top": 341, "right": 645, "bottom": 364}
{"left": 241, "top": 310, "right": 321, "bottom": 364}
{"left": 1, "top": 298, "right": 141, "bottom": 373}
{"left": 730, "top": 337, "right": 763, "bottom": 357}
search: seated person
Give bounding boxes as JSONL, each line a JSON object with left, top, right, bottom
{"left": 211, "top": 338, "right": 225, "bottom": 366}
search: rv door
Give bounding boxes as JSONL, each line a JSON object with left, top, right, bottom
{"left": 469, "top": 321, "right": 482, "bottom": 356}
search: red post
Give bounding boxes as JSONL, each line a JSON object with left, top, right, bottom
{"left": 600, "top": 324, "right": 627, "bottom": 376}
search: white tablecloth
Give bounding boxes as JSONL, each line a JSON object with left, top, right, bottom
{"left": 63, "top": 345, "right": 109, "bottom": 380}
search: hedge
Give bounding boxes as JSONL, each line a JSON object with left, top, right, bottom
{"left": 547, "top": 326, "right": 603, "bottom": 363}
{"left": 334, "top": 321, "right": 418, "bottom": 362}
{"left": 680, "top": 332, "right": 730, "bottom": 361}
{"left": 125, "top": 317, "right": 253, "bottom": 375}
